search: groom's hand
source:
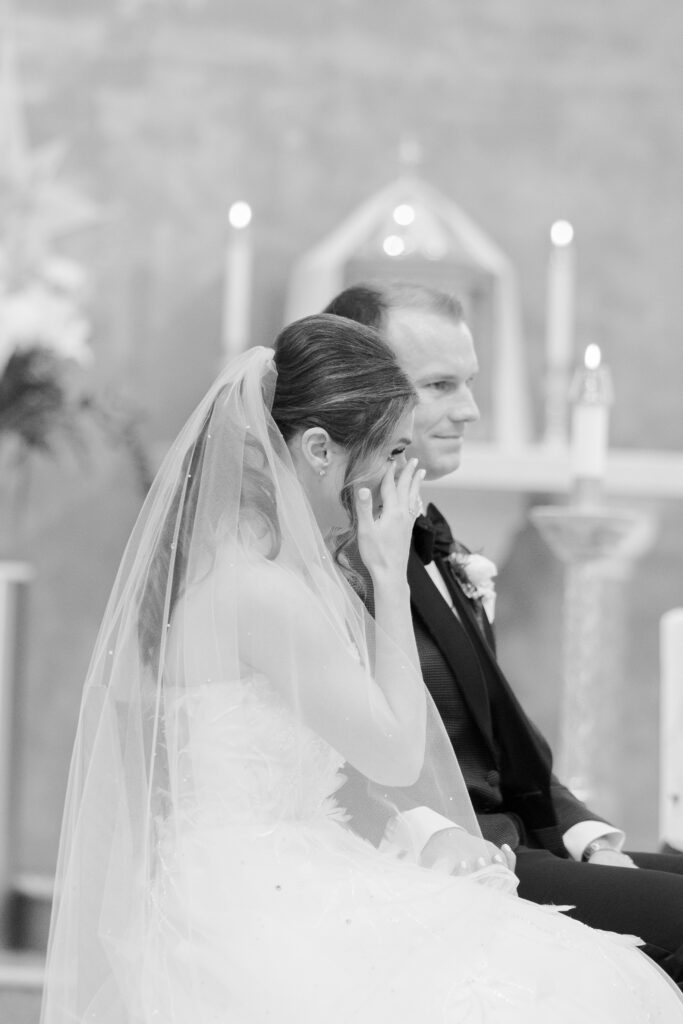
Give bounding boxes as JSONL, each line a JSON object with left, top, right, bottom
{"left": 585, "top": 849, "right": 638, "bottom": 869}
{"left": 420, "top": 827, "right": 516, "bottom": 876}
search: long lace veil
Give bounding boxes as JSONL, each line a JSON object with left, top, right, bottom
{"left": 41, "top": 346, "right": 495, "bottom": 1024}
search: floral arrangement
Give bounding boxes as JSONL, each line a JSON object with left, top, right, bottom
{"left": 448, "top": 548, "right": 498, "bottom": 623}
{"left": 0, "top": 34, "right": 152, "bottom": 561}
{"left": 0, "top": 253, "right": 94, "bottom": 455}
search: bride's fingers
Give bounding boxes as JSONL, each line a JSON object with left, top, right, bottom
{"left": 355, "top": 487, "right": 374, "bottom": 531}
{"left": 501, "top": 844, "right": 516, "bottom": 872}
{"left": 378, "top": 462, "right": 398, "bottom": 509}
{"left": 408, "top": 468, "right": 426, "bottom": 514}
{"left": 395, "top": 458, "right": 418, "bottom": 504}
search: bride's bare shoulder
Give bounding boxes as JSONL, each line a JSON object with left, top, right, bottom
{"left": 214, "top": 551, "right": 314, "bottom": 614}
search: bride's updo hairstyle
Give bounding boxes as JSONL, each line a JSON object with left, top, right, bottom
{"left": 271, "top": 312, "right": 416, "bottom": 556}
{"left": 139, "top": 314, "right": 414, "bottom": 669}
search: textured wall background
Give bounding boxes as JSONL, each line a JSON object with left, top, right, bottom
{"left": 6, "top": 0, "right": 683, "bottom": 871}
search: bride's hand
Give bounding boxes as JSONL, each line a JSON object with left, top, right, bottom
{"left": 356, "top": 460, "right": 425, "bottom": 582}
{"left": 420, "top": 827, "right": 517, "bottom": 877}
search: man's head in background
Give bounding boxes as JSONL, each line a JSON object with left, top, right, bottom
{"left": 324, "top": 283, "right": 480, "bottom": 480}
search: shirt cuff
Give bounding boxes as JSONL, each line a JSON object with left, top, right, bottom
{"left": 562, "top": 821, "right": 626, "bottom": 861}
{"left": 380, "top": 806, "right": 462, "bottom": 859}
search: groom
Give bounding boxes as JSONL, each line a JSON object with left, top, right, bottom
{"left": 325, "top": 281, "right": 683, "bottom": 988}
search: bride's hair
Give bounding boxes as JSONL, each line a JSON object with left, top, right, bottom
{"left": 271, "top": 313, "right": 416, "bottom": 572}
{"left": 138, "top": 314, "right": 415, "bottom": 669}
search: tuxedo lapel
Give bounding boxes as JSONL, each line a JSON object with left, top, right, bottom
{"left": 444, "top": 561, "right": 546, "bottom": 744}
{"left": 407, "top": 548, "right": 496, "bottom": 753}
{"left": 435, "top": 553, "right": 557, "bottom": 826}
{"left": 441, "top": 565, "right": 496, "bottom": 654}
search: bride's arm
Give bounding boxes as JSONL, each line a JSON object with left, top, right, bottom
{"left": 228, "top": 461, "right": 427, "bottom": 788}
{"left": 354, "top": 461, "right": 427, "bottom": 778}
{"left": 231, "top": 563, "right": 423, "bottom": 787}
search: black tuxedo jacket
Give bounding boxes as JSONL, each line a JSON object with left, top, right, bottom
{"left": 341, "top": 513, "right": 607, "bottom": 856}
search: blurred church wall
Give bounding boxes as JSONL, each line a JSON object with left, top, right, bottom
{"left": 7, "top": 0, "right": 683, "bottom": 872}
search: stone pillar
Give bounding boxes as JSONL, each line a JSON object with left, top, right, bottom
{"left": 531, "top": 504, "right": 654, "bottom": 818}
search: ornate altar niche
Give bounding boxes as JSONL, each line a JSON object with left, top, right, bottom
{"left": 285, "top": 173, "right": 683, "bottom": 562}
{"left": 285, "top": 171, "right": 536, "bottom": 565}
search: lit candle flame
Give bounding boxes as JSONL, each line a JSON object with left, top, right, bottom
{"left": 383, "top": 235, "right": 405, "bottom": 257}
{"left": 228, "top": 201, "right": 252, "bottom": 229}
{"left": 393, "top": 204, "right": 415, "bottom": 226}
{"left": 584, "top": 343, "right": 601, "bottom": 370}
{"left": 550, "top": 220, "right": 574, "bottom": 247}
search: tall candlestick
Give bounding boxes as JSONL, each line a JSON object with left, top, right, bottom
{"left": 222, "top": 200, "right": 253, "bottom": 363}
{"left": 544, "top": 220, "right": 576, "bottom": 444}
{"left": 660, "top": 608, "right": 683, "bottom": 850}
{"left": 546, "top": 220, "right": 575, "bottom": 366}
{"left": 570, "top": 344, "right": 613, "bottom": 498}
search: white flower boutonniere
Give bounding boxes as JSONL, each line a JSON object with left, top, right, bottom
{"left": 447, "top": 551, "right": 498, "bottom": 623}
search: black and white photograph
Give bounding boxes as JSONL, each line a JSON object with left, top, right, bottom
{"left": 1, "top": 0, "right": 683, "bottom": 1020}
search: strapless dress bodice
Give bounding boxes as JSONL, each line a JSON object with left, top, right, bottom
{"left": 168, "top": 676, "right": 347, "bottom": 827}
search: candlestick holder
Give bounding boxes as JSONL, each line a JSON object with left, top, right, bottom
{"left": 530, "top": 493, "right": 655, "bottom": 817}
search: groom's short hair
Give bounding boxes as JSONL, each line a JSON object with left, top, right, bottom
{"left": 323, "top": 282, "right": 465, "bottom": 332}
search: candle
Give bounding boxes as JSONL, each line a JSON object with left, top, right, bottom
{"left": 660, "top": 608, "right": 683, "bottom": 850}
{"left": 544, "top": 220, "right": 576, "bottom": 443}
{"left": 546, "top": 220, "right": 576, "bottom": 368}
{"left": 570, "top": 344, "right": 613, "bottom": 482}
{"left": 222, "top": 201, "right": 253, "bottom": 362}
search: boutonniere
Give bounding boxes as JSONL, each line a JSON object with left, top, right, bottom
{"left": 447, "top": 549, "right": 497, "bottom": 623}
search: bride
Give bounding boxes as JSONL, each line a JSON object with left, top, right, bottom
{"left": 41, "top": 314, "right": 683, "bottom": 1022}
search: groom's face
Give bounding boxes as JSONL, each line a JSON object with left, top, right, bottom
{"left": 384, "top": 308, "right": 480, "bottom": 480}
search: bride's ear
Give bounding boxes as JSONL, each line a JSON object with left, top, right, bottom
{"left": 300, "top": 427, "right": 332, "bottom": 476}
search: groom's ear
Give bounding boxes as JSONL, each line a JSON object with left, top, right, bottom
{"left": 300, "top": 427, "right": 332, "bottom": 474}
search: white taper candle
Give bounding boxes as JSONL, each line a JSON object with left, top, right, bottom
{"left": 222, "top": 201, "right": 253, "bottom": 362}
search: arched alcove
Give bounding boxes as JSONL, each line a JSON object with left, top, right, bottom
{"left": 285, "top": 174, "right": 532, "bottom": 449}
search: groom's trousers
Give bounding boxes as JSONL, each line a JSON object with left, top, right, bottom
{"left": 516, "top": 848, "right": 683, "bottom": 990}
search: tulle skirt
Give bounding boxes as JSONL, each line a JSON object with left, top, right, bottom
{"left": 136, "top": 816, "right": 683, "bottom": 1023}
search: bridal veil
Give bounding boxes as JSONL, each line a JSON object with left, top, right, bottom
{"left": 40, "top": 340, "right": 494, "bottom": 1024}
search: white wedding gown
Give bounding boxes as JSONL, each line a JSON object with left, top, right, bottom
{"left": 140, "top": 676, "right": 683, "bottom": 1023}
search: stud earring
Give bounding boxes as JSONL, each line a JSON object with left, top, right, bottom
{"left": 319, "top": 469, "right": 326, "bottom": 477}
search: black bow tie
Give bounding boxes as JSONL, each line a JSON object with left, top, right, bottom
{"left": 413, "top": 504, "right": 454, "bottom": 564}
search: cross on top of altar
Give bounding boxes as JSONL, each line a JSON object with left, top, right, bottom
{"left": 284, "top": 171, "right": 532, "bottom": 450}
